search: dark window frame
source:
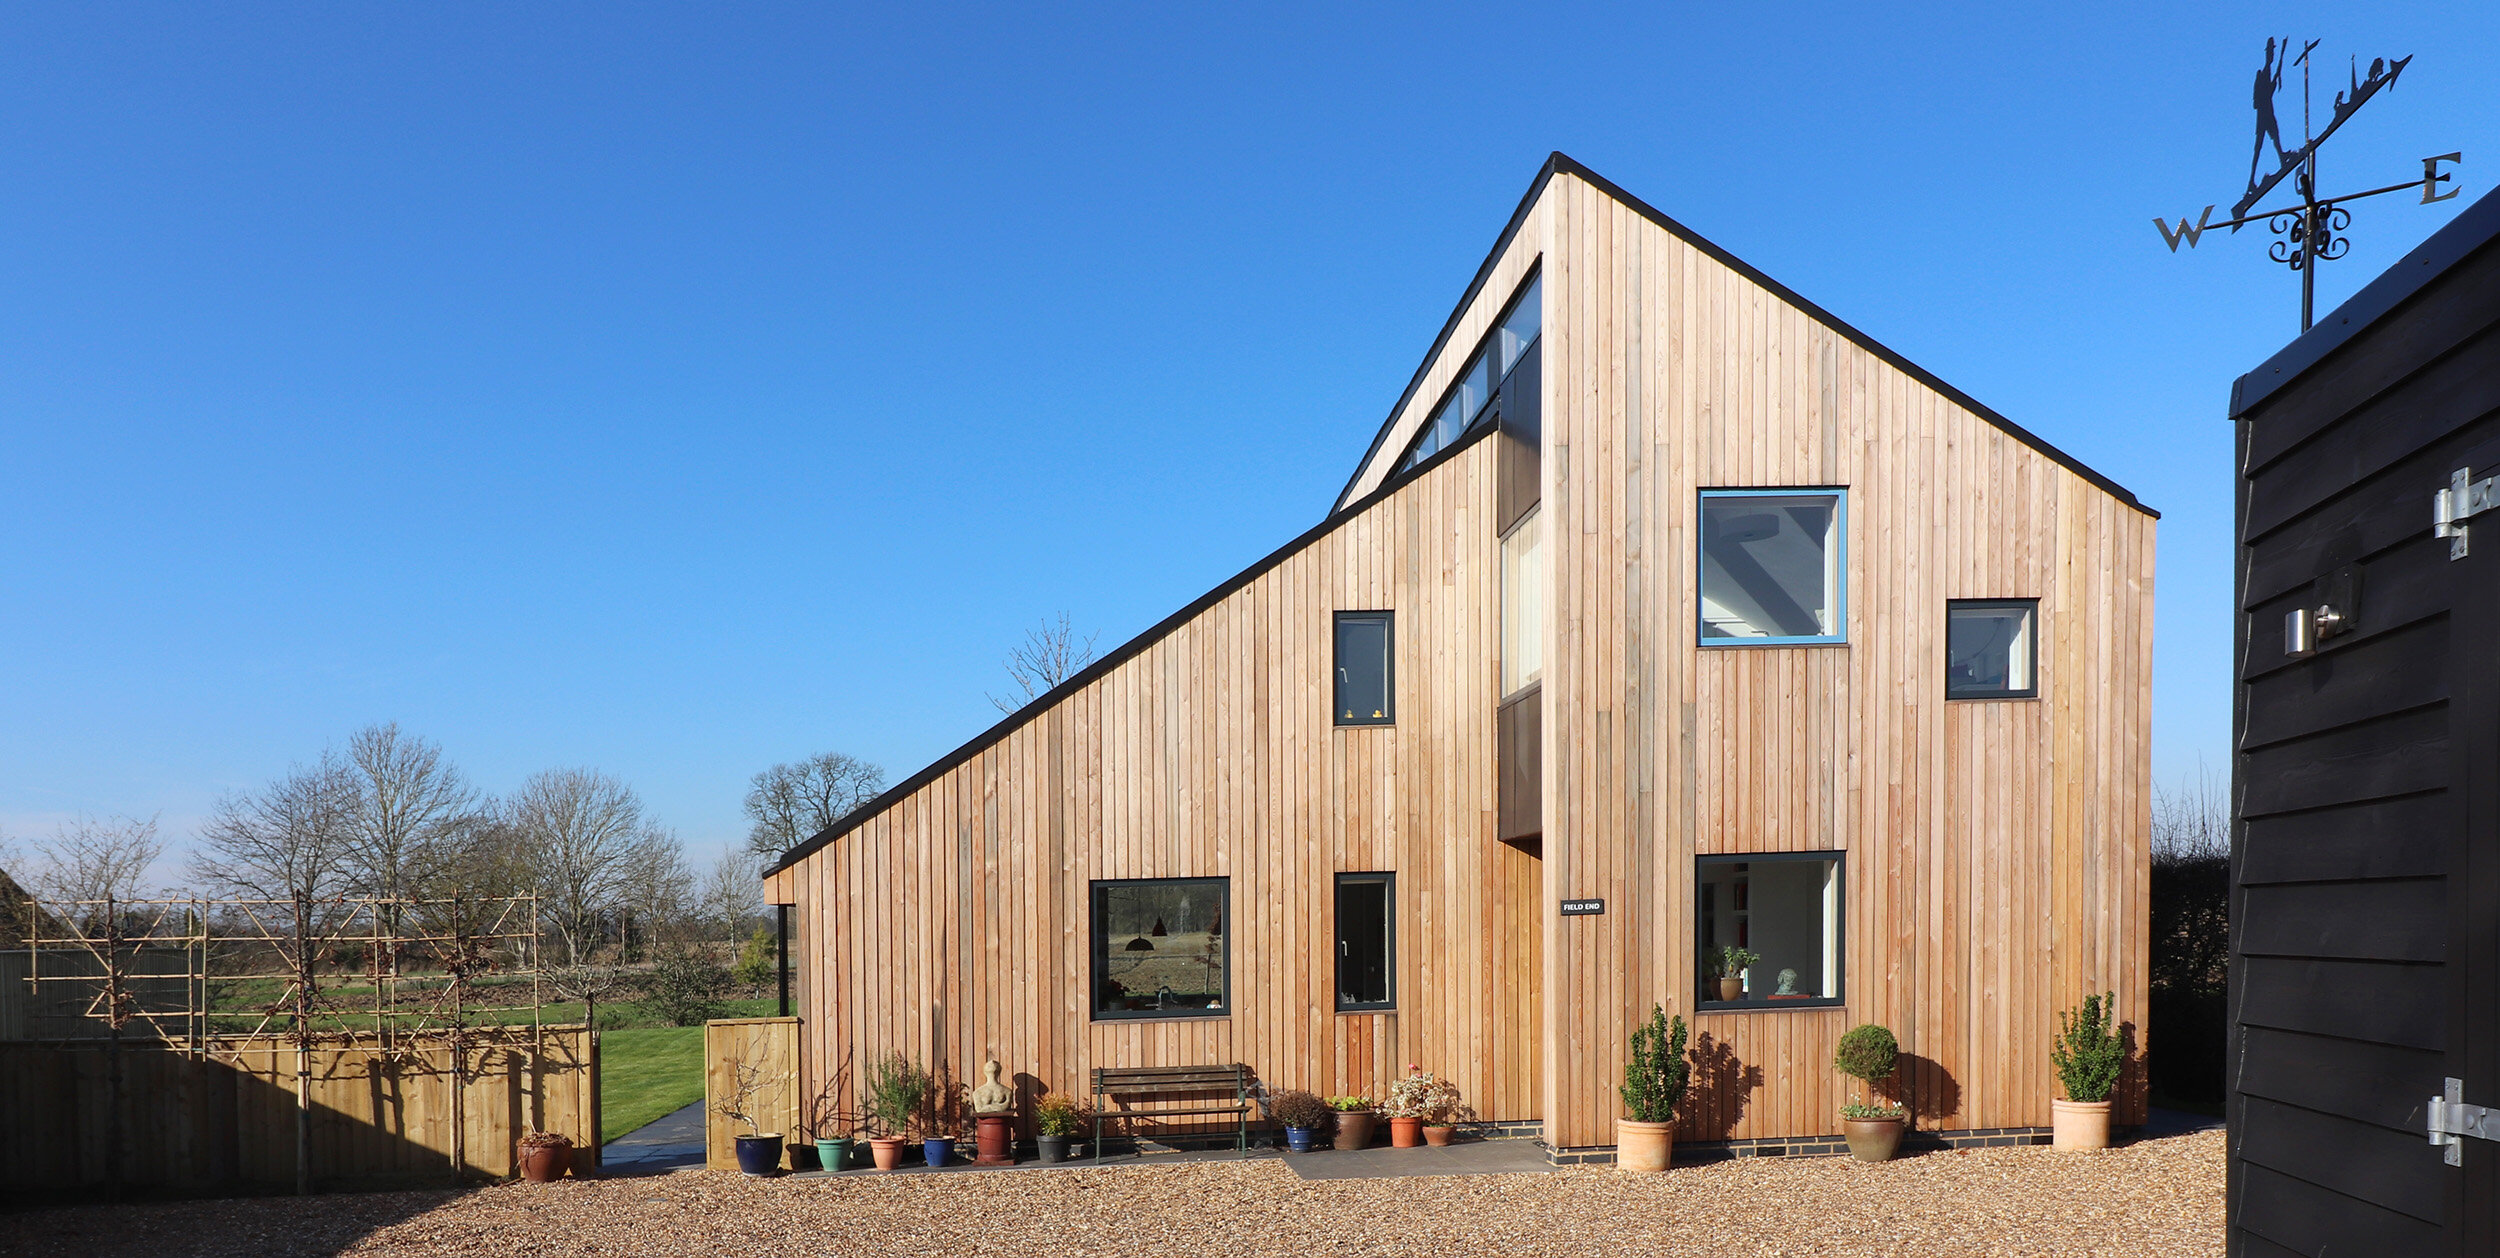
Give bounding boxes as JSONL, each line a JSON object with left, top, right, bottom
{"left": 1945, "top": 598, "right": 2041, "bottom": 700}
{"left": 1088, "top": 877, "right": 1231, "bottom": 1022}
{"left": 1333, "top": 871, "right": 1397, "bottom": 1012}
{"left": 1694, "top": 851, "right": 1845, "bottom": 1012}
{"left": 1696, "top": 488, "right": 1850, "bottom": 647}
{"left": 1397, "top": 266, "right": 1544, "bottom": 472}
{"left": 1334, "top": 611, "right": 1396, "bottom": 727}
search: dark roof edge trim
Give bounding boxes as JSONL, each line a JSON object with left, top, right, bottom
{"left": 764, "top": 419, "right": 1503, "bottom": 877}
{"left": 1338, "top": 153, "right": 2156, "bottom": 519}
{"left": 1547, "top": 155, "right": 2156, "bottom": 519}
{"left": 1332, "top": 156, "right": 1562, "bottom": 512}
{"left": 2229, "top": 184, "right": 2500, "bottom": 419}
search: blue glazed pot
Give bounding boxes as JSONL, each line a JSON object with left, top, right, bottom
{"left": 1285, "top": 1126, "right": 1317, "bottom": 1153}
{"left": 922, "top": 1136, "right": 955, "bottom": 1168}
{"left": 733, "top": 1134, "right": 784, "bottom": 1176}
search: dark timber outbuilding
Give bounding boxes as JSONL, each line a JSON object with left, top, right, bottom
{"left": 2230, "top": 185, "right": 2500, "bottom": 1256}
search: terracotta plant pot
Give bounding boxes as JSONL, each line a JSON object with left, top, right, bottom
{"left": 518, "top": 1142, "right": 569, "bottom": 1183}
{"left": 2052, "top": 1099, "right": 2112, "bottom": 1151}
{"left": 1842, "top": 1116, "right": 1905, "bottom": 1163}
{"left": 1615, "top": 1118, "right": 1675, "bottom": 1172}
{"left": 868, "top": 1136, "right": 908, "bottom": 1171}
{"left": 1421, "top": 1124, "right": 1456, "bottom": 1147}
{"left": 1389, "top": 1116, "right": 1423, "bottom": 1148}
{"left": 974, "top": 1113, "right": 1016, "bottom": 1165}
{"left": 1715, "top": 977, "right": 1744, "bottom": 1002}
{"left": 1333, "top": 1111, "right": 1376, "bottom": 1151}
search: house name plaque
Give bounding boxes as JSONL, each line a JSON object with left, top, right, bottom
{"left": 1559, "top": 898, "right": 1605, "bottom": 916}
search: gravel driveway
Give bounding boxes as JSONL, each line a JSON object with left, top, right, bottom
{"left": 3, "top": 1129, "right": 2222, "bottom": 1258}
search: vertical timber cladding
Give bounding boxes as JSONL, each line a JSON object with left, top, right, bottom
{"left": 780, "top": 436, "right": 1543, "bottom": 1133}
{"left": 1537, "top": 166, "right": 2155, "bottom": 1151}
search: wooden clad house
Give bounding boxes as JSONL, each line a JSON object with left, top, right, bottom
{"left": 2229, "top": 185, "right": 2500, "bottom": 1254}
{"left": 763, "top": 154, "right": 2155, "bottom": 1158}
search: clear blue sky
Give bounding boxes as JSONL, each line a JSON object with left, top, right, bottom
{"left": 4, "top": 4, "right": 2494, "bottom": 876}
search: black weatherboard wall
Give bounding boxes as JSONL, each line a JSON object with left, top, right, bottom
{"left": 2230, "top": 186, "right": 2500, "bottom": 1258}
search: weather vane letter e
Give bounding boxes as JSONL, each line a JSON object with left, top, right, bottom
{"left": 2153, "top": 39, "right": 2461, "bottom": 332}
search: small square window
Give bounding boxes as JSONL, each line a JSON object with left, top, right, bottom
{"left": 1699, "top": 491, "right": 1845, "bottom": 644}
{"left": 1090, "top": 879, "right": 1228, "bottom": 1020}
{"left": 1697, "top": 854, "right": 1842, "bottom": 1008}
{"left": 1335, "top": 873, "right": 1395, "bottom": 1011}
{"left": 1335, "top": 612, "right": 1393, "bottom": 725}
{"left": 1947, "top": 600, "right": 2039, "bottom": 699}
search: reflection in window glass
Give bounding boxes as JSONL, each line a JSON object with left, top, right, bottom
{"left": 1401, "top": 274, "right": 1542, "bottom": 472}
{"left": 1696, "top": 856, "right": 1840, "bottom": 1005}
{"left": 1502, "top": 509, "right": 1545, "bottom": 695}
{"left": 1947, "top": 600, "right": 2038, "bottom": 698}
{"left": 1091, "top": 879, "right": 1228, "bottom": 1019}
{"left": 1699, "top": 491, "right": 1845, "bottom": 642}
{"left": 1499, "top": 279, "right": 1542, "bottom": 376}
{"left": 1335, "top": 873, "right": 1394, "bottom": 1011}
{"left": 1335, "top": 612, "right": 1394, "bottom": 725}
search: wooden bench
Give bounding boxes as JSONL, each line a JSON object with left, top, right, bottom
{"left": 1090, "top": 1064, "right": 1250, "bottom": 1161}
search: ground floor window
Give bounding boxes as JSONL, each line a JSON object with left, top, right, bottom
{"left": 1091, "top": 878, "right": 1228, "bottom": 1019}
{"left": 1335, "top": 873, "right": 1395, "bottom": 1011}
{"left": 1697, "top": 854, "right": 1842, "bottom": 1007}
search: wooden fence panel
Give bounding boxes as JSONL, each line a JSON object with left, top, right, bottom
{"left": 0, "top": 1026, "right": 595, "bottom": 1194}
{"left": 704, "top": 1017, "right": 799, "bottom": 1170}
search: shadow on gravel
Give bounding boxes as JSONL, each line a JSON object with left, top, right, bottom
{"left": 2, "top": 1185, "right": 472, "bottom": 1258}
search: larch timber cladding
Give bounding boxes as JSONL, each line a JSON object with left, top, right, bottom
{"left": 1536, "top": 171, "right": 2155, "bottom": 1150}
{"left": 785, "top": 437, "right": 1545, "bottom": 1134}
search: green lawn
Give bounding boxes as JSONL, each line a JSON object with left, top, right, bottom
{"left": 600, "top": 1025, "right": 704, "bottom": 1144}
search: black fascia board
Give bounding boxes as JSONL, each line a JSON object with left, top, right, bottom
{"left": 1336, "top": 153, "right": 2158, "bottom": 520}
{"left": 2229, "top": 184, "right": 2500, "bottom": 420}
{"left": 763, "top": 418, "right": 1501, "bottom": 877}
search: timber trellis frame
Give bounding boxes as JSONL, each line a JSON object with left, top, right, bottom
{"left": 16, "top": 891, "right": 552, "bottom": 1192}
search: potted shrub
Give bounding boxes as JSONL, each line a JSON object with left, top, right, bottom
{"left": 1328, "top": 1095, "right": 1376, "bottom": 1151}
{"left": 712, "top": 1057, "right": 788, "bottom": 1177}
{"left": 864, "top": 1052, "right": 931, "bottom": 1172}
{"left": 1035, "top": 1094, "right": 1085, "bottom": 1164}
{"left": 517, "top": 1131, "right": 572, "bottom": 1183}
{"left": 1386, "top": 1067, "right": 1472, "bottom": 1147}
{"left": 805, "top": 1080, "right": 854, "bottom": 1172}
{"left": 2051, "top": 992, "right": 2125, "bottom": 1151}
{"left": 1382, "top": 1065, "right": 1430, "bottom": 1147}
{"left": 1271, "top": 1089, "right": 1330, "bottom": 1153}
{"left": 1616, "top": 1003, "right": 1690, "bottom": 1173}
{"left": 1711, "top": 945, "right": 1759, "bottom": 1002}
{"left": 1833, "top": 1023, "right": 1908, "bottom": 1162}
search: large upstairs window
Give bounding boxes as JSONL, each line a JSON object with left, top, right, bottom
{"left": 1699, "top": 490, "right": 1846, "bottom": 644}
{"left": 1400, "top": 273, "right": 1542, "bottom": 471}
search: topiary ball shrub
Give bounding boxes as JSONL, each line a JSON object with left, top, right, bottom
{"left": 1833, "top": 1023, "right": 1900, "bottom": 1084}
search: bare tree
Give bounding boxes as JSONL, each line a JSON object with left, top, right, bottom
{"left": 989, "top": 612, "right": 1100, "bottom": 713}
{"left": 703, "top": 846, "right": 764, "bottom": 944}
{"left": 343, "top": 723, "right": 478, "bottom": 904}
{"left": 617, "top": 827, "right": 698, "bottom": 954}
{"left": 20, "top": 814, "right": 166, "bottom": 917}
{"left": 743, "top": 752, "right": 885, "bottom": 860}
{"left": 506, "top": 768, "right": 649, "bottom": 966}
{"left": 194, "top": 755, "right": 360, "bottom": 912}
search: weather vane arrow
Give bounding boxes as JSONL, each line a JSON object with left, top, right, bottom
{"left": 2154, "top": 38, "right": 2462, "bottom": 332}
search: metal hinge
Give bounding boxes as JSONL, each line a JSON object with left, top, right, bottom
{"left": 2428, "top": 1077, "right": 2498, "bottom": 1165}
{"left": 2432, "top": 468, "right": 2500, "bottom": 560}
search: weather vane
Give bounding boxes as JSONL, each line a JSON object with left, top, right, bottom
{"left": 2155, "top": 39, "right": 2462, "bottom": 332}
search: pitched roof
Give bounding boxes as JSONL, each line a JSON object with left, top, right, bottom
{"left": 765, "top": 154, "right": 2156, "bottom": 877}
{"left": 1335, "top": 153, "right": 2156, "bottom": 519}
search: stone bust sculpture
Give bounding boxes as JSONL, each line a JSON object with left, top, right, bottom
{"left": 1776, "top": 968, "right": 1799, "bottom": 996}
{"left": 971, "top": 1059, "right": 1014, "bottom": 1114}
